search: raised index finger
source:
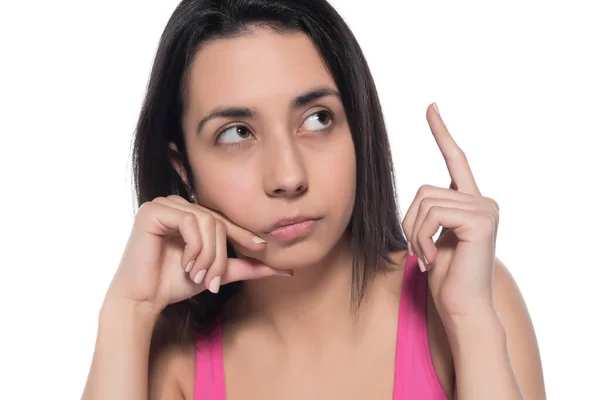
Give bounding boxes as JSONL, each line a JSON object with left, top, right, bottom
{"left": 426, "top": 103, "right": 480, "bottom": 195}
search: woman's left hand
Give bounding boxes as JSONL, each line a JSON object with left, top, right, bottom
{"left": 402, "top": 103, "right": 500, "bottom": 323}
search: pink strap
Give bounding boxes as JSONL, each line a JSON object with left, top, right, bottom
{"left": 194, "top": 253, "right": 446, "bottom": 399}
{"left": 194, "top": 324, "right": 226, "bottom": 400}
{"left": 393, "top": 254, "right": 447, "bottom": 399}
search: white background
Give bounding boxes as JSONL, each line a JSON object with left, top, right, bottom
{"left": 1, "top": 0, "right": 598, "bottom": 398}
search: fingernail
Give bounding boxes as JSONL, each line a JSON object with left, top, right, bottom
{"left": 417, "top": 257, "right": 427, "bottom": 273}
{"left": 252, "top": 236, "right": 267, "bottom": 244}
{"left": 193, "top": 269, "right": 206, "bottom": 284}
{"left": 433, "top": 102, "right": 440, "bottom": 116}
{"left": 423, "top": 254, "right": 430, "bottom": 265}
{"left": 185, "top": 260, "right": 195, "bottom": 273}
{"left": 209, "top": 276, "right": 221, "bottom": 293}
{"left": 278, "top": 269, "right": 294, "bottom": 277}
{"left": 407, "top": 242, "right": 414, "bottom": 256}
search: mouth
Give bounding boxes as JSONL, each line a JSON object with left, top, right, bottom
{"left": 265, "top": 216, "right": 322, "bottom": 241}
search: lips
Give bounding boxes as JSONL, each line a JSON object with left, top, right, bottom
{"left": 265, "top": 217, "right": 320, "bottom": 241}
{"left": 265, "top": 216, "right": 320, "bottom": 234}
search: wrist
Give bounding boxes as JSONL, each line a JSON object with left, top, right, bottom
{"left": 444, "top": 308, "right": 507, "bottom": 354}
{"left": 100, "top": 294, "right": 162, "bottom": 328}
{"left": 443, "top": 309, "right": 524, "bottom": 399}
{"left": 441, "top": 301, "right": 501, "bottom": 330}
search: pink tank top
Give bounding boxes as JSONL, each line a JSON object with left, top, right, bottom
{"left": 194, "top": 254, "right": 448, "bottom": 399}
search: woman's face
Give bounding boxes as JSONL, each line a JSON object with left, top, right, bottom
{"left": 177, "top": 27, "right": 356, "bottom": 270}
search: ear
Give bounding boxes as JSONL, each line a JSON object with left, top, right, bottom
{"left": 168, "top": 142, "right": 189, "bottom": 187}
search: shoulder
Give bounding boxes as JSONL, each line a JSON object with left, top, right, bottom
{"left": 491, "top": 257, "right": 541, "bottom": 341}
{"left": 491, "top": 258, "right": 547, "bottom": 399}
{"left": 491, "top": 257, "right": 532, "bottom": 311}
{"left": 148, "top": 340, "right": 196, "bottom": 400}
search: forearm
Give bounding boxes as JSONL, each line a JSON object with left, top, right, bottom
{"left": 81, "top": 298, "right": 158, "bottom": 400}
{"left": 446, "top": 311, "right": 524, "bottom": 400}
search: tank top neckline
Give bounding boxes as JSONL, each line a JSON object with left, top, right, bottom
{"left": 194, "top": 253, "right": 448, "bottom": 399}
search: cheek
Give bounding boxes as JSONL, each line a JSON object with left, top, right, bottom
{"left": 194, "top": 162, "right": 260, "bottom": 224}
{"left": 315, "top": 134, "right": 356, "bottom": 219}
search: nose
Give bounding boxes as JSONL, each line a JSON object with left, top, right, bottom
{"left": 263, "top": 138, "right": 308, "bottom": 198}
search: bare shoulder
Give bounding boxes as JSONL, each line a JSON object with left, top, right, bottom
{"left": 491, "top": 258, "right": 547, "bottom": 399}
{"left": 148, "top": 340, "right": 196, "bottom": 400}
{"left": 429, "top": 257, "right": 546, "bottom": 399}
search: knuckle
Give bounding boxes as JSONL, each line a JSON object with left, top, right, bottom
{"left": 215, "top": 219, "right": 226, "bottom": 234}
{"left": 429, "top": 205, "right": 442, "bottom": 217}
{"left": 482, "top": 198, "right": 500, "bottom": 222}
{"left": 476, "top": 211, "right": 496, "bottom": 233}
{"left": 450, "top": 146, "right": 466, "bottom": 160}
{"left": 198, "top": 211, "right": 216, "bottom": 227}
{"left": 420, "top": 197, "right": 434, "bottom": 210}
{"left": 483, "top": 197, "right": 500, "bottom": 212}
{"left": 417, "top": 184, "right": 434, "bottom": 197}
{"left": 489, "top": 207, "right": 499, "bottom": 223}
{"left": 137, "top": 201, "right": 156, "bottom": 218}
{"left": 401, "top": 220, "right": 410, "bottom": 235}
{"left": 182, "top": 212, "right": 197, "bottom": 226}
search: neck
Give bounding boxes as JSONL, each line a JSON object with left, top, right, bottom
{"left": 237, "top": 232, "right": 368, "bottom": 345}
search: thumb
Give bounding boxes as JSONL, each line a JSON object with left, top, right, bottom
{"left": 222, "top": 258, "right": 293, "bottom": 285}
{"left": 168, "top": 257, "right": 292, "bottom": 305}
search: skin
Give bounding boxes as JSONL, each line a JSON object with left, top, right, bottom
{"left": 155, "top": 27, "right": 545, "bottom": 399}
{"left": 178, "top": 28, "right": 356, "bottom": 274}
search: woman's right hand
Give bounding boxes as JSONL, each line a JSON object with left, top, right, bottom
{"left": 104, "top": 195, "right": 289, "bottom": 317}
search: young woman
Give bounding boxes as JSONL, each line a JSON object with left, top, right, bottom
{"left": 82, "top": 0, "right": 546, "bottom": 399}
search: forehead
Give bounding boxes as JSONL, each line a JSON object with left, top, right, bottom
{"left": 186, "top": 28, "right": 336, "bottom": 112}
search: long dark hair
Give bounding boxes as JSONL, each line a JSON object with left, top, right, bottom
{"left": 132, "top": 0, "right": 408, "bottom": 350}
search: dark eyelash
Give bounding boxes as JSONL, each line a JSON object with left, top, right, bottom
{"left": 303, "top": 110, "right": 334, "bottom": 134}
{"left": 214, "top": 110, "right": 334, "bottom": 147}
{"left": 214, "top": 125, "right": 254, "bottom": 146}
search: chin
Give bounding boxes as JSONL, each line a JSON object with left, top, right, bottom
{"left": 262, "top": 242, "right": 332, "bottom": 270}
{"left": 235, "top": 230, "right": 348, "bottom": 270}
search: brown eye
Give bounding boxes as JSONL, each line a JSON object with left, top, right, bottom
{"left": 218, "top": 125, "right": 253, "bottom": 144}
{"left": 301, "top": 111, "right": 332, "bottom": 132}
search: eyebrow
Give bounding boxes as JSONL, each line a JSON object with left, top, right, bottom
{"left": 196, "top": 87, "right": 340, "bottom": 134}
